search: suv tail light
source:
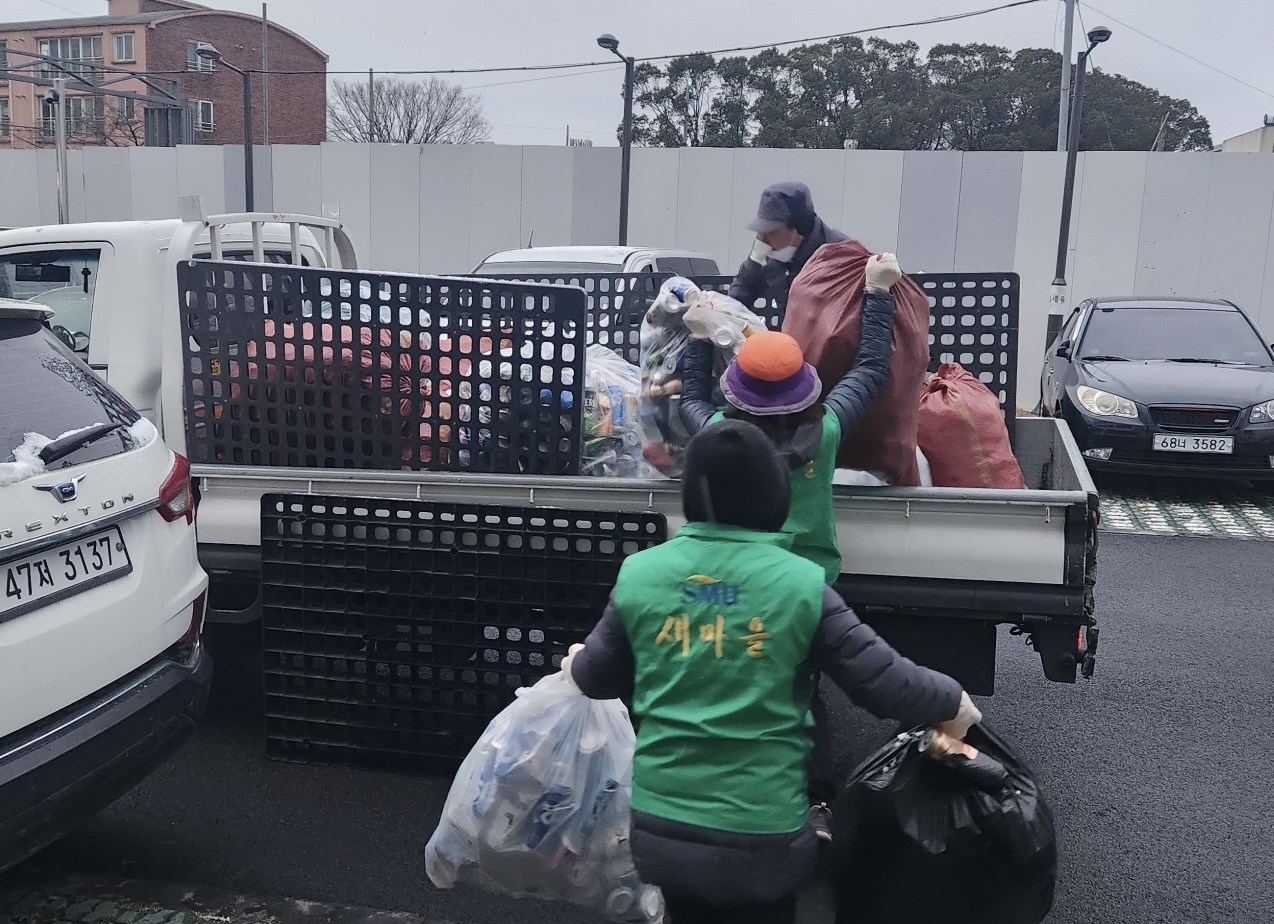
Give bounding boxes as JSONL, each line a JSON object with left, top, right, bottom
{"left": 158, "top": 452, "right": 194, "bottom": 524}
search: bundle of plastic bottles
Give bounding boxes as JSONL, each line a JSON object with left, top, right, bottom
{"left": 426, "top": 674, "right": 664, "bottom": 923}
{"left": 638, "top": 278, "right": 767, "bottom": 477}
{"left": 582, "top": 345, "right": 650, "bottom": 478}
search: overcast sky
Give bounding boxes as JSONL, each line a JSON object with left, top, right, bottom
{"left": 9, "top": 0, "right": 1274, "bottom": 146}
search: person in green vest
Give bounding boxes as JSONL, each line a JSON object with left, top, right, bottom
{"left": 676, "top": 251, "right": 904, "bottom": 831}
{"left": 562, "top": 420, "right": 981, "bottom": 924}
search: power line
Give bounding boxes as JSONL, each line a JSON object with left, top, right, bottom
{"left": 195, "top": 0, "right": 1053, "bottom": 77}
{"left": 638, "top": 0, "right": 1053, "bottom": 61}
{"left": 1080, "top": 2, "right": 1274, "bottom": 101}
{"left": 34, "top": 0, "right": 87, "bottom": 15}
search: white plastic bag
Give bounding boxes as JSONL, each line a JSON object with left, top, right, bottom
{"left": 425, "top": 674, "right": 663, "bottom": 923}
{"left": 583, "top": 345, "right": 652, "bottom": 478}
{"left": 638, "top": 278, "right": 766, "bottom": 477}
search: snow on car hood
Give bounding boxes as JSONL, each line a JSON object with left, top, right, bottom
{"left": 0, "top": 420, "right": 157, "bottom": 489}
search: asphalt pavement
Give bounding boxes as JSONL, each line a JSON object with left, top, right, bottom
{"left": 6, "top": 531, "right": 1274, "bottom": 924}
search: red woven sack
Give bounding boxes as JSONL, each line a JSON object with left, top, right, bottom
{"left": 783, "top": 240, "right": 932, "bottom": 485}
{"left": 917, "top": 363, "right": 1026, "bottom": 489}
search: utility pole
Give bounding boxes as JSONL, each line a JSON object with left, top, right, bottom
{"left": 262, "top": 2, "right": 270, "bottom": 145}
{"left": 368, "top": 68, "right": 376, "bottom": 142}
{"left": 1056, "top": 0, "right": 1076, "bottom": 151}
{"left": 53, "top": 78, "right": 69, "bottom": 224}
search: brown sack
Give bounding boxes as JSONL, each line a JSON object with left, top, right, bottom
{"left": 782, "top": 239, "right": 932, "bottom": 485}
{"left": 918, "top": 363, "right": 1027, "bottom": 489}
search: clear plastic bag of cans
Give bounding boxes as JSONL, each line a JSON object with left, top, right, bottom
{"left": 583, "top": 345, "right": 652, "bottom": 478}
{"left": 425, "top": 673, "right": 664, "bottom": 923}
{"left": 638, "top": 278, "right": 766, "bottom": 477}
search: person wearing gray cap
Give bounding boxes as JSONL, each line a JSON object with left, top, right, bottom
{"left": 728, "top": 181, "right": 849, "bottom": 315}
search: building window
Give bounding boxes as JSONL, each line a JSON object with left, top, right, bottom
{"left": 0, "top": 99, "right": 10, "bottom": 138}
{"left": 113, "top": 33, "right": 135, "bottom": 63}
{"left": 119, "top": 97, "right": 136, "bottom": 122}
{"left": 0, "top": 39, "right": 8, "bottom": 72}
{"left": 193, "top": 100, "right": 214, "bottom": 132}
{"left": 38, "top": 36, "right": 104, "bottom": 78}
{"left": 42, "top": 95, "right": 106, "bottom": 138}
{"left": 187, "top": 41, "right": 215, "bottom": 72}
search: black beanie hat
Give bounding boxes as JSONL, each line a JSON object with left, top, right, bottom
{"left": 682, "top": 420, "right": 792, "bottom": 533}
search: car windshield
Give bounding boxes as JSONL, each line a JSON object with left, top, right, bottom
{"left": 472, "top": 261, "right": 626, "bottom": 276}
{"left": 1079, "top": 306, "right": 1273, "bottom": 366}
{"left": 0, "top": 318, "right": 139, "bottom": 472}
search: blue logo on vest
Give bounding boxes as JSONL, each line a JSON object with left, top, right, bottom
{"left": 682, "top": 574, "right": 740, "bottom": 606}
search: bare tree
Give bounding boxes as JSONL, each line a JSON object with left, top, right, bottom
{"left": 327, "top": 76, "right": 491, "bottom": 144}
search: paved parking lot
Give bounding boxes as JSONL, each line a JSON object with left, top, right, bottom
{"left": 1099, "top": 476, "right": 1274, "bottom": 540}
{"left": 3, "top": 522, "right": 1273, "bottom": 924}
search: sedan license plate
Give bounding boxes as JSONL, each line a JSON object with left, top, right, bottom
{"left": 2, "top": 527, "right": 132, "bottom": 622}
{"left": 1152, "top": 434, "right": 1234, "bottom": 454}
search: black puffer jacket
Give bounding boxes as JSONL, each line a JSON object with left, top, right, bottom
{"left": 727, "top": 216, "right": 849, "bottom": 315}
{"left": 678, "top": 289, "right": 897, "bottom": 468}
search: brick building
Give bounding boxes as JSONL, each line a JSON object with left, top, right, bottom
{"left": 0, "top": 0, "right": 326, "bottom": 148}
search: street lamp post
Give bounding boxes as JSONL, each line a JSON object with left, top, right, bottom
{"left": 196, "top": 45, "right": 254, "bottom": 212}
{"left": 597, "top": 34, "right": 634, "bottom": 247}
{"left": 1047, "top": 25, "right": 1112, "bottom": 348}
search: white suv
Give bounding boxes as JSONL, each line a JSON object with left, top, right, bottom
{"left": 0, "top": 299, "right": 210, "bottom": 871}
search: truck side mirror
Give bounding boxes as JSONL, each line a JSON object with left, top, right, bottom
{"left": 1055, "top": 340, "right": 1072, "bottom": 360}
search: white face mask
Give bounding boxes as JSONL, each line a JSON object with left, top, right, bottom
{"left": 769, "top": 245, "right": 798, "bottom": 264}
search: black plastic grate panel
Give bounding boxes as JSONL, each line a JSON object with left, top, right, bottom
{"left": 178, "top": 262, "right": 586, "bottom": 474}
{"left": 260, "top": 493, "right": 666, "bottom": 772}
{"left": 482, "top": 272, "right": 1021, "bottom": 434}
{"left": 920, "top": 274, "right": 1020, "bottom": 434}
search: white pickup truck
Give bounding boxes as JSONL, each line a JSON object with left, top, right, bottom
{"left": 0, "top": 205, "right": 1099, "bottom": 704}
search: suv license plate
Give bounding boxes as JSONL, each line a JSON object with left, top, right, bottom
{"left": 1152, "top": 434, "right": 1234, "bottom": 454}
{"left": 1, "top": 526, "right": 132, "bottom": 622}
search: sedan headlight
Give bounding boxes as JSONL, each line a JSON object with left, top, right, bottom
{"left": 1076, "top": 386, "right": 1139, "bottom": 419}
{"left": 1251, "top": 399, "right": 1274, "bottom": 423}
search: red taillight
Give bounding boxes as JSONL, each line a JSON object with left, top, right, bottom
{"left": 158, "top": 452, "right": 194, "bottom": 524}
{"left": 177, "top": 589, "right": 206, "bottom": 648}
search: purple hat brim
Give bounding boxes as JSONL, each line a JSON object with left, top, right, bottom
{"left": 720, "top": 361, "right": 823, "bottom": 416}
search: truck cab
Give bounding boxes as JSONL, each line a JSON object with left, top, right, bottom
{"left": 470, "top": 246, "right": 720, "bottom": 278}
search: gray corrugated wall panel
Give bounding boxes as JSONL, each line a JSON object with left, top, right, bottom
{"left": 842, "top": 150, "right": 905, "bottom": 254}
{"left": 32, "top": 148, "right": 86, "bottom": 224}
{"left": 1197, "top": 154, "right": 1274, "bottom": 314}
{"left": 128, "top": 147, "right": 179, "bottom": 220}
{"left": 222, "top": 142, "right": 245, "bottom": 213}
{"left": 419, "top": 144, "right": 473, "bottom": 274}
{"left": 629, "top": 147, "right": 679, "bottom": 247}
{"left": 519, "top": 145, "right": 574, "bottom": 249}
{"left": 252, "top": 145, "right": 273, "bottom": 212}
{"left": 0, "top": 151, "right": 44, "bottom": 227}
{"left": 675, "top": 148, "right": 735, "bottom": 262}
{"left": 728, "top": 148, "right": 793, "bottom": 268}
{"left": 1011, "top": 152, "right": 1067, "bottom": 410}
{"left": 81, "top": 147, "right": 133, "bottom": 221}
{"left": 570, "top": 145, "right": 619, "bottom": 246}
{"left": 467, "top": 144, "right": 524, "bottom": 269}
{"left": 269, "top": 145, "right": 322, "bottom": 216}
{"left": 954, "top": 151, "right": 1023, "bottom": 272}
{"left": 369, "top": 145, "right": 422, "bottom": 274}
{"left": 897, "top": 151, "right": 963, "bottom": 272}
{"left": 1134, "top": 153, "right": 1212, "bottom": 296}
{"left": 175, "top": 145, "right": 226, "bottom": 215}
{"left": 1069, "top": 152, "right": 1147, "bottom": 302}
{"left": 800, "top": 150, "right": 851, "bottom": 236}
{"left": 221, "top": 145, "right": 272, "bottom": 213}
{"left": 320, "top": 142, "right": 372, "bottom": 267}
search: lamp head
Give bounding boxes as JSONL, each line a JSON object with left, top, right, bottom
{"left": 1086, "top": 26, "right": 1112, "bottom": 46}
{"left": 596, "top": 34, "right": 620, "bottom": 54}
{"left": 195, "top": 44, "right": 223, "bottom": 62}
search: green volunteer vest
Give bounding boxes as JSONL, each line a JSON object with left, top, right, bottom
{"left": 612, "top": 522, "right": 825, "bottom": 835}
{"left": 709, "top": 408, "right": 842, "bottom": 584}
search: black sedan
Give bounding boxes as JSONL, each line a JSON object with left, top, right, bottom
{"left": 1040, "top": 296, "right": 1274, "bottom": 485}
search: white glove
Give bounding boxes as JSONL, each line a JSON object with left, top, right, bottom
{"left": 934, "top": 690, "right": 982, "bottom": 740}
{"left": 864, "top": 252, "right": 902, "bottom": 293}
{"left": 769, "top": 244, "right": 798, "bottom": 264}
{"left": 748, "top": 238, "right": 773, "bottom": 266}
{"left": 560, "top": 642, "right": 585, "bottom": 688}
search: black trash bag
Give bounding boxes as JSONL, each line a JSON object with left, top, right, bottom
{"left": 830, "top": 724, "right": 1056, "bottom": 924}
